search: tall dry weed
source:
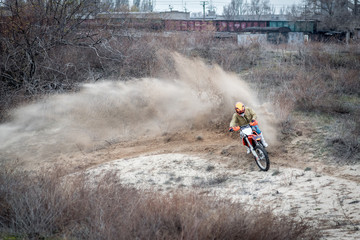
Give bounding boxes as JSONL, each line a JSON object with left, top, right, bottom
{"left": 0, "top": 166, "right": 319, "bottom": 240}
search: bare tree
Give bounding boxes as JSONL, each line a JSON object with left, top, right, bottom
{"left": 223, "top": 0, "right": 272, "bottom": 19}
{"left": 141, "top": 0, "right": 153, "bottom": 12}
{"left": 133, "top": 0, "right": 141, "bottom": 9}
{"left": 247, "top": 0, "right": 271, "bottom": 18}
{"left": 223, "top": 0, "right": 247, "bottom": 19}
{"left": 0, "top": 0, "right": 105, "bottom": 94}
{"left": 286, "top": 4, "right": 303, "bottom": 19}
{"left": 302, "top": 0, "right": 359, "bottom": 31}
{"left": 102, "top": 0, "right": 115, "bottom": 11}
{"left": 115, "top": 0, "right": 129, "bottom": 11}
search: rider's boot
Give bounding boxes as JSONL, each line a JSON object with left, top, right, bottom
{"left": 260, "top": 134, "right": 268, "bottom": 148}
{"left": 246, "top": 146, "right": 251, "bottom": 154}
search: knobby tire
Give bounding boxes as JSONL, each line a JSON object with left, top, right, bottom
{"left": 254, "top": 144, "right": 270, "bottom": 171}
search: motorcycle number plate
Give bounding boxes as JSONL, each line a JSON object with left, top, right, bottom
{"left": 242, "top": 126, "right": 252, "bottom": 135}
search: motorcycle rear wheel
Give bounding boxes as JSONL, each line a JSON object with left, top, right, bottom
{"left": 253, "top": 144, "right": 270, "bottom": 171}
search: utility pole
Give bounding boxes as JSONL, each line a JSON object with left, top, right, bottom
{"left": 200, "top": 1, "right": 208, "bottom": 19}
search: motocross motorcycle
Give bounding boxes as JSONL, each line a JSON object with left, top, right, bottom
{"left": 231, "top": 124, "right": 270, "bottom": 171}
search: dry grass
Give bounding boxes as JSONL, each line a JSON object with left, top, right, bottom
{"left": 0, "top": 165, "right": 319, "bottom": 240}
{"left": 1, "top": 20, "right": 359, "bottom": 240}
{"left": 237, "top": 43, "right": 360, "bottom": 162}
{"left": 1, "top": 32, "right": 359, "bottom": 160}
{"left": 1, "top": 26, "right": 359, "bottom": 162}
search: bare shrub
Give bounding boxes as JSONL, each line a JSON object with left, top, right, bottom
{"left": 274, "top": 94, "right": 296, "bottom": 136}
{"left": 0, "top": 166, "right": 69, "bottom": 238}
{"left": 0, "top": 0, "right": 104, "bottom": 112}
{"left": 0, "top": 165, "right": 319, "bottom": 240}
{"left": 289, "top": 71, "right": 331, "bottom": 112}
{"left": 236, "top": 43, "right": 359, "bottom": 155}
{"left": 333, "top": 68, "right": 360, "bottom": 95}
{"left": 128, "top": 193, "right": 316, "bottom": 240}
{"left": 329, "top": 111, "right": 360, "bottom": 163}
{"left": 189, "top": 43, "right": 263, "bottom": 73}
{"left": 244, "top": 43, "right": 359, "bottom": 113}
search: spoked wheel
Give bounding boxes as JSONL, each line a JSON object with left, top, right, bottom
{"left": 253, "top": 144, "right": 270, "bottom": 171}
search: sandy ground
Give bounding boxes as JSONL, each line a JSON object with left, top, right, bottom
{"left": 1, "top": 54, "right": 358, "bottom": 239}
{"left": 50, "top": 124, "right": 359, "bottom": 240}
{"left": 83, "top": 153, "right": 359, "bottom": 240}
{"left": 1, "top": 120, "right": 359, "bottom": 239}
{"left": 1, "top": 110, "right": 359, "bottom": 240}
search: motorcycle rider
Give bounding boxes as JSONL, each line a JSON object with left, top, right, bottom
{"left": 229, "top": 102, "right": 268, "bottom": 153}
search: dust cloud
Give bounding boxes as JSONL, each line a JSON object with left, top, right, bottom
{"left": 0, "top": 53, "right": 277, "bottom": 164}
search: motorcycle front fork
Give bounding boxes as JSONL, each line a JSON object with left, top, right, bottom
{"left": 244, "top": 137, "right": 257, "bottom": 157}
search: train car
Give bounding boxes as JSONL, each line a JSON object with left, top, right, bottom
{"left": 165, "top": 19, "right": 268, "bottom": 33}
{"left": 188, "top": 20, "right": 195, "bottom": 31}
{"left": 165, "top": 20, "right": 181, "bottom": 31}
{"left": 241, "top": 26, "right": 291, "bottom": 44}
{"left": 269, "top": 20, "right": 317, "bottom": 33}
{"left": 201, "top": 21, "right": 215, "bottom": 31}
{"left": 165, "top": 19, "right": 216, "bottom": 32}
{"left": 217, "top": 21, "right": 228, "bottom": 32}
{"left": 293, "top": 20, "right": 317, "bottom": 33}
{"left": 234, "top": 22, "right": 242, "bottom": 31}
{"left": 181, "top": 20, "right": 188, "bottom": 31}
{"left": 194, "top": 21, "right": 202, "bottom": 31}
{"left": 236, "top": 21, "right": 267, "bottom": 32}
{"left": 97, "top": 12, "right": 317, "bottom": 35}
{"left": 214, "top": 20, "right": 268, "bottom": 33}
{"left": 130, "top": 18, "right": 164, "bottom": 30}
{"left": 268, "top": 21, "right": 292, "bottom": 30}
{"left": 95, "top": 12, "right": 320, "bottom": 35}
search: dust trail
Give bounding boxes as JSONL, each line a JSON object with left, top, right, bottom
{"left": 0, "top": 53, "right": 277, "bottom": 165}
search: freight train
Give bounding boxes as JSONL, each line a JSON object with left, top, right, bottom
{"left": 94, "top": 12, "right": 317, "bottom": 34}
{"left": 164, "top": 19, "right": 316, "bottom": 33}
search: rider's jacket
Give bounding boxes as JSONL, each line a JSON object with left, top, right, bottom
{"left": 229, "top": 106, "right": 257, "bottom": 127}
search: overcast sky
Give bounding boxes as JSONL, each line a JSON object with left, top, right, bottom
{"left": 149, "top": 0, "right": 303, "bottom": 14}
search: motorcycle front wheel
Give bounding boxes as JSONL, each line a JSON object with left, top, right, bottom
{"left": 253, "top": 144, "right": 270, "bottom": 171}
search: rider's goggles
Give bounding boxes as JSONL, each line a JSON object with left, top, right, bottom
{"left": 236, "top": 108, "right": 245, "bottom": 114}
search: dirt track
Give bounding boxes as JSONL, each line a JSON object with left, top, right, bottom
{"left": 0, "top": 54, "right": 359, "bottom": 239}
{"left": 1, "top": 114, "right": 359, "bottom": 239}
{"left": 21, "top": 119, "right": 356, "bottom": 240}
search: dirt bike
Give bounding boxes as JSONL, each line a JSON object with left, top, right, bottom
{"left": 232, "top": 124, "right": 270, "bottom": 171}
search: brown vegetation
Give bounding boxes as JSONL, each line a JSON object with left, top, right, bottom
{"left": 184, "top": 41, "right": 359, "bottom": 161}
{"left": 0, "top": 2, "right": 359, "bottom": 239}
{"left": 1, "top": 16, "right": 359, "bottom": 158}
{"left": 242, "top": 44, "right": 360, "bottom": 162}
{"left": 0, "top": 165, "right": 319, "bottom": 240}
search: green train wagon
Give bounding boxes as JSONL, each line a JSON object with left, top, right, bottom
{"left": 269, "top": 20, "right": 317, "bottom": 33}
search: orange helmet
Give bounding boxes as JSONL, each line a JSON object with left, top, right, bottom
{"left": 235, "top": 102, "right": 245, "bottom": 115}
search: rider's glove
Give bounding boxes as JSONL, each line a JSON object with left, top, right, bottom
{"left": 229, "top": 126, "right": 240, "bottom": 132}
{"left": 250, "top": 119, "right": 258, "bottom": 126}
